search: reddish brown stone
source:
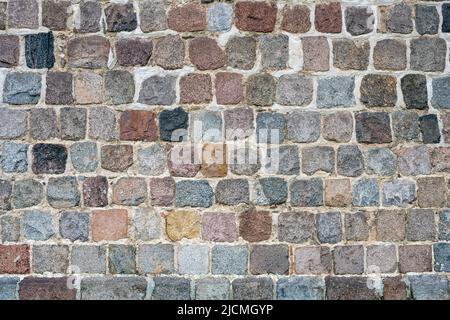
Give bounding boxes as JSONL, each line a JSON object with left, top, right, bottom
{"left": 19, "top": 277, "right": 77, "bottom": 300}
{"left": 150, "top": 177, "right": 175, "bottom": 206}
{"left": 67, "top": 36, "right": 110, "bottom": 69}
{"left": 115, "top": 38, "right": 152, "bottom": 67}
{"left": 83, "top": 176, "right": 108, "bottom": 207}
{"left": 180, "top": 73, "right": 212, "bottom": 104}
{"left": 215, "top": 72, "right": 243, "bottom": 105}
{"left": 281, "top": 5, "right": 311, "bottom": 33}
{"left": 101, "top": 145, "right": 133, "bottom": 172}
{"left": 235, "top": 1, "right": 277, "bottom": 32}
{"left": 239, "top": 208, "right": 272, "bottom": 242}
{"left": 398, "top": 245, "right": 432, "bottom": 273}
{"left": 91, "top": 209, "right": 128, "bottom": 241}
{"left": 431, "top": 147, "right": 450, "bottom": 173}
{"left": 167, "top": 3, "right": 206, "bottom": 32}
{"left": 168, "top": 144, "right": 201, "bottom": 177}
{"left": 315, "top": 2, "right": 342, "bottom": 33}
{"left": 0, "top": 244, "right": 30, "bottom": 274}
{"left": 189, "top": 37, "right": 225, "bottom": 70}
{"left": 120, "top": 110, "right": 158, "bottom": 142}
{"left": 112, "top": 177, "right": 147, "bottom": 206}
{"left": 201, "top": 144, "right": 227, "bottom": 178}
{"left": 383, "top": 276, "right": 408, "bottom": 300}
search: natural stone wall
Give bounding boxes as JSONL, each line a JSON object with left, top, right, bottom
{"left": 0, "top": 0, "right": 450, "bottom": 300}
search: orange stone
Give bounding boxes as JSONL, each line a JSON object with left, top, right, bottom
{"left": 201, "top": 144, "right": 227, "bottom": 178}
{"left": 120, "top": 110, "right": 158, "bottom": 142}
{"left": 325, "top": 179, "right": 352, "bottom": 207}
{"left": 0, "top": 244, "right": 30, "bottom": 274}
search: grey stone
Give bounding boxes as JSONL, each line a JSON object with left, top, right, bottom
{"left": 215, "top": 179, "right": 249, "bottom": 205}
{"left": 132, "top": 208, "right": 161, "bottom": 241}
{"left": 263, "top": 145, "right": 300, "bottom": 175}
{"left": 212, "top": 245, "right": 248, "bottom": 275}
{"left": 387, "top": 4, "right": 413, "bottom": 34}
{"left": 255, "top": 177, "right": 287, "bottom": 205}
{"left": 177, "top": 245, "right": 209, "bottom": 275}
{"left": 366, "top": 245, "right": 397, "bottom": 273}
{"left": 317, "top": 76, "right": 355, "bottom": 108}
{"left": 137, "top": 144, "right": 167, "bottom": 176}
{"left": 398, "top": 146, "right": 431, "bottom": 176}
{"left": 59, "top": 211, "right": 89, "bottom": 242}
{"left": 246, "top": 73, "right": 275, "bottom": 106}
{"left": 0, "top": 180, "right": 11, "bottom": 210}
{"left": 232, "top": 277, "right": 273, "bottom": 300}
{"left": 420, "top": 114, "right": 441, "bottom": 144}
{"left": 345, "top": 211, "right": 369, "bottom": 241}
{"left": 139, "top": 0, "right": 167, "bottom": 32}
{"left": 277, "top": 277, "right": 325, "bottom": 300}
{"left": 30, "top": 109, "right": 58, "bottom": 140}
{"left": 138, "top": 244, "right": 174, "bottom": 274}
{"left": 439, "top": 210, "right": 450, "bottom": 241}
{"left": 138, "top": 75, "right": 176, "bottom": 105}
{"left": 70, "top": 142, "right": 98, "bottom": 173}
{"left": 276, "top": 74, "right": 313, "bottom": 106}
{"left": 226, "top": 36, "right": 256, "bottom": 70}
{"left": 47, "top": 177, "right": 80, "bottom": 208}
{"left": 21, "top": 210, "right": 55, "bottom": 241}
{"left": 0, "top": 277, "right": 19, "bottom": 300}
{"left": 190, "top": 110, "right": 222, "bottom": 143}
{"left": 345, "top": 6, "right": 374, "bottom": 36}
{"left": 105, "top": 70, "right": 135, "bottom": 105}
{"left": 278, "top": 211, "right": 315, "bottom": 243}
{"left": 153, "top": 35, "right": 184, "bottom": 70}
{"left": 1, "top": 142, "right": 28, "bottom": 173}
{"left": 260, "top": 34, "right": 289, "bottom": 70}
{"left": 434, "top": 243, "right": 450, "bottom": 272}
{"left": 415, "top": 5, "right": 439, "bottom": 35}
{"left": 109, "top": 245, "right": 136, "bottom": 274}
{"left": 175, "top": 180, "right": 213, "bottom": 208}
{"left": 392, "top": 110, "right": 420, "bottom": 142}
{"left": 382, "top": 180, "right": 416, "bottom": 207}
{"left": 13, "top": 179, "right": 43, "bottom": 208}
{"left": 0, "top": 109, "right": 27, "bottom": 139}
{"left": 195, "top": 278, "right": 230, "bottom": 300}
{"left": 250, "top": 245, "right": 289, "bottom": 275}
{"left": 78, "top": 1, "right": 101, "bottom": 33}
{"left": 322, "top": 111, "right": 353, "bottom": 143}
{"left": 337, "top": 145, "right": 364, "bottom": 177}
{"left": 352, "top": 179, "right": 380, "bottom": 207}
{"left": 401, "top": 74, "right": 428, "bottom": 110}
{"left": 407, "top": 209, "right": 436, "bottom": 241}
{"left": 105, "top": 3, "right": 137, "bottom": 32}
{"left": 0, "top": 3, "right": 5, "bottom": 30}
{"left": 3, "top": 72, "right": 41, "bottom": 105}
{"left": 71, "top": 245, "right": 106, "bottom": 274}
{"left": 302, "top": 146, "right": 335, "bottom": 175}
{"left": 208, "top": 3, "right": 233, "bottom": 32}
{"left": 295, "top": 246, "right": 332, "bottom": 274}
{"left": 290, "top": 178, "right": 324, "bottom": 207}
{"left": 61, "top": 108, "right": 87, "bottom": 140}
{"left": 81, "top": 277, "right": 147, "bottom": 300}
{"left": 333, "top": 245, "right": 364, "bottom": 275}
{"left": 7, "top": 0, "right": 39, "bottom": 29}
{"left": 88, "top": 107, "right": 117, "bottom": 141}
{"left": 287, "top": 111, "right": 320, "bottom": 143}
{"left": 151, "top": 277, "right": 191, "bottom": 300}
{"left": 316, "top": 212, "right": 342, "bottom": 244}
{"left": 411, "top": 38, "right": 447, "bottom": 72}
{"left": 256, "top": 112, "right": 286, "bottom": 144}
{"left": 159, "top": 107, "right": 189, "bottom": 142}
{"left": 1, "top": 215, "right": 20, "bottom": 242}
{"left": 432, "top": 77, "right": 450, "bottom": 109}
{"left": 366, "top": 148, "right": 397, "bottom": 176}
{"left": 32, "top": 245, "right": 69, "bottom": 273}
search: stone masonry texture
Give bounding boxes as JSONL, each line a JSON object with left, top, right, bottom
{"left": 0, "top": 0, "right": 449, "bottom": 301}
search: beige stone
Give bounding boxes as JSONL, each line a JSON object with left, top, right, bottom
{"left": 166, "top": 210, "right": 200, "bottom": 241}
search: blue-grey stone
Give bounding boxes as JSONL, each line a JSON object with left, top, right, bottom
{"left": 21, "top": 210, "right": 55, "bottom": 241}
{"left": 177, "top": 245, "right": 209, "bottom": 275}
{"left": 382, "top": 180, "right": 416, "bottom": 207}
{"left": 260, "top": 34, "right": 289, "bottom": 70}
{"left": 352, "top": 178, "right": 380, "bottom": 206}
{"left": 1, "top": 215, "right": 20, "bottom": 242}
{"left": 256, "top": 112, "right": 286, "bottom": 144}
{"left": 434, "top": 243, "right": 450, "bottom": 272}
{"left": 255, "top": 177, "right": 288, "bottom": 205}
{"left": 276, "top": 74, "right": 313, "bottom": 106}
{"left": 290, "top": 178, "right": 324, "bottom": 207}
{"left": 0, "top": 109, "right": 28, "bottom": 139}
{"left": 366, "top": 148, "right": 397, "bottom": 176}
{"left": 409, "top": 274, "right": 449, "bottom": 300}
{"left": 70, "top": 141, "right": 98, "bottom": 173}
{"left": 317, "top": 76, "right": 355, "bottom": 108}
{"left": 190, "top": 110, "right": 222, "bottom": 142}
{"left": 137, "top": 244, "right": 174, "bottom": 274}
{"left": 3, "top": 72, "right": 41, "bottom": 104}
{"left": 59, "top": 211, "right": 89, "bottom": 242}
{"left": 25, "top": 32, "right": 55, "bottom": 69}
{"left": 208, "top": 3, "right": 233, "bottom": 32}
{"left": 0, "top": 277, "right": 19, "bottom": 300}
{"left": 195, "top": 278, "right": 230, "bottom": 300}
{"left": 175, "top": 180, "right": 213, "bottom": 208}
{"left": 138, "top": 143, "right": 167, "bottom": 176}
{"left": 277, "top": 277, "right": 325, "bottom": 300}
{"left": 212, "top": 245, "right": 248, "bottom": 275}
{"left": 81, "top": 277, "right": 147, "bottom": 300}
{"left": 151, "top": 277, "right": 191, "bottom": 300}
{"left": 432, "top": 77, "right": 450, "bottom": 109}
{"left": 337, "top": 145, "right": 364, "bottom": 177}
{"left": 286, "top": 111, "right": 320, "bottom": 143}
{"left": 1, "top": 142, "right": 28, "bottom": 173}
{"left": 316, "top": 212, "right": 342, "bottom": 244}
{"left": 263, "top": 145, "right": 300, "bottom": 175}
{"left": 12, "top": 179, "right": 43, "bottom": 209}
{"left": 439, "top": 210, "right": 450, "bottom": 241}
{"left": 415, "top": 5, "right": 439, "bottom": 35}
{"left": 71, "top": 245, "right": 106, "bottom": 274}
{"left": 47, "top": 176, "right": 80, "bottom": 208}
{"left": 109, "top": 245, "right": 136, "bottom": 274}
{"left": 232, "top": 277, "right": 274, "bottom": 300}
{"left": 138, "top": 75, "right": 176, "bottom": 105}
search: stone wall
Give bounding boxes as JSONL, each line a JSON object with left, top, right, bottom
{"left": 0, "top": 0, "right": 450, "bottom": 300}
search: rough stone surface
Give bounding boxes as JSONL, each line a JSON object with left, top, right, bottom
{"left": 226, "top": 36, "right": 256, "bottom": 70}
{"left": 3, "top": 72, "right": 41, "bottom": 105}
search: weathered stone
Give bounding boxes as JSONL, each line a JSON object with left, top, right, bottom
{"left": 12, "top": 179, "right": 43, "bottom": 208}
{"left": 376, "top": 209, "right": 406, "bottom": 241}
{"left": 235, "top": 1, "right": 276, "bottom": 32}
{"left": 138, "top": 144, "right": 166, "bottom": 175}
{"left": 407, "top": 209, "right": 436, "bottom": 241}
{"left": 138, "top": 244, "right": 174, "bottom": 274}
{"left": 366, "top": 148, "right": 397, "bottom": 176}
{"left": 417, "top": 177, "right": 447, "bottom": 208}
{"left": 195, "top": 278, "right": 230, "bottom": 300}
{"left": 1, "top": 142, "right": 28, "bottom": 173}
{"left": 382, "top": 181, "right": 416, "bottom": 207}
{"left": 302, "top": 146, "right": 335, "bottom": 175}
{"left": 101, "top": 145, "right": 133, "bottom": 172}
{"left": 386, "top": 4, "right": 413, "bottom": 34}
{"left": 175, "top": 180, "right": 213, "bottom": 208}
{"left": 432, "top": 77, "right": 450, "bottom": 109}
{"left": 255, "top": 177, "right": 287, "bottom": 205}
{"left": 112, "top": 177, "right": 147, "bottom": 206}
{"left": 30, "top": 109, "right": 58, "bottom": 140}
{"left": 250, "top": 245, "right": 289, "bottom": 275}
{"left": 21, "top": 210, "right": 55, "bottom": 241}
{"left": 203, "top": 212, "right": 237, "bottom": 243}
{"left": 0, "top": 244, "right": 30, "bottom": 274}
{"left": 345, "top": 6, "right": 374, "bottom": 36}
{"left": 120, "top": 110, "right": 157, "bottom": 142}
{"left": 59, "top": 211, "right": 89, "bottom": 242}
{"left": 226, "top": 36, "right": 256, "bottom": 70}
{"left": 411, "top": 38, "right": 447, "bottom": 72}
{"left": 215, "top": 72, "right": 243, "bottom": 105}
{"left": 32, "top": 245, "right": 69, "bottom": 273}
{"left": 105, "top": 3, "right": 137, "bottom": 32}
{"left": 77, "top": 1, "right": 101, "bottom": 33}
{"left": 315, "top": 2, "right": 342, "bottom": 33}
{"left": 317, "top": 76, "right": 355, "bottom": 108}
{"left": 367, "top": 245, "right": 397, "bottom": 273}
{"left": 392, "top": 110, "right": 420, "bottom": 142}
{"left": 337, "top": 145, "right": 364, "bottom": 177}
{"left": 89, "top": 107, "right": 117, "bottom": 141}
{"left": 139, "top": 0, "right": 167, "bottom": 32}
{"left": 74, "top": 71, "right": 104, "bottom": 104}
{"left": 47, "top": 177, "right": 80, "bottom": 208}
{"left": 416, "top": 5, "right": 439, "bottom": 35}
{"left": 398, "top": 146, "right": 431, "bottom": 176}
{"left": 7, "top": 0, "right": 39, "bottom": 29}
{"left": 177, "top": 244, "right": 209, "bottom": 275}
{"left": 420, "top": 114, "right": 441, "bottom": 144}
{"left": 0, "top": 181, "right": 12, "bottom": 210}
{"left": 81, "top": 277, "right": 146, "bottom": 300}
{"left": 83, "top": 176, "right": 108, "bottom": 207}
{"left": 333, "top": 245, "right": 364, "bottom": 275}
{"left": 317, "top": 212, "right": 342, "bottom": 244}
{"left": 325, "top": 179, "right": 351, "bottom": 207}
{"left": 232, "top": 278, "right": 274, "bottom": 300}
{"left": 91, "top": 209, "right": 128, "bottom": 241}
{"left": 19, "top": 277, "right": 76, "bottom": 300}
{"left": 150, "top": 178, "right": 175, "bottom": 206}
{"left": 208, "top": 3, "right": 233, "bottom": 32}
{"left": 374, "top": 39, "right": 406, "bottom": 71}
{"left": 360, "top": 75, "right": 397, "bottom": 107}
{"left": 108, "top": 245, "right": 136, "bottom": 274}
{"left": 409, "top": 275, "right": 449, "bottom": 300}
{"left": 3, "top": 72, "right": 41, "bottom": 105}
{"left": 42, "top": 0, "right": 71, "bottom": 31}
{"left": 345, "top": 211, "right": 369, "bottom": 241}
{"left": 180, "top": 73, "right": 212, "bottom": 104}
{"left": 0, "top": 35, "right": 19, "bottom": 67}
{"left": 333, "top": 39, "right": 369, "bottom": 71}
{"left": 151, "top": 277, "right": 191, "bottom": 300}
{"left": 399, "top": 245, "right": 432, "bottom": 273}
{"left": 132, "top": 209, "right": 161, "bottom": 241}
{"left": 286, "top": 111, "right": 320, "bottom": 143}
{"left": 215, "top": 179, "right": 249, "bottom": 206}
{"left": 322, "top": 111, "right": 353, "bottom": 143}
{"left": 105, "top": 70, "right": 135, "bottom": 105}
{"left": 295, "top": 246, "right": 332, "bottom": 274}
{"left": 256, "top": 112, "right": 285, "bottom": 144}
{"left": 239, "top": 208, "right": 271, "bottom": 242}
{"left": 71, "top": 246, "right": 106, "bottom": 274}
{"left": 260, "top": 34, "right": 289, "bottom": 70}
{"left": 246, "top": 73, "right": 275, "bottom": 106}
{"left": 0, "top": 109, "right": 27, "bottom": 139}
{"left": 159, "top": 107, "right": 189, "bottom": 142}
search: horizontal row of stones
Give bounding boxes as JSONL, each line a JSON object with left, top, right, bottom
{"left": 2, "top": 207, "right": 450, "bottom": 244}
{"left": 2, "top": 0, "right": 450, "bottom": 37}
{"left": 2, "top": 32, "right": 450, "bottom": 74}
{"left": 2, "top": 235, "right": 450, "bottom": 276}
{"left": 0, "top": 273, "right": 449, "bottom": 300}
{"left": 0, "top": 170, "right": 449, "bottom": 208}
{"left": 1, "top": 107, "right": 450, "bottom": 146}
